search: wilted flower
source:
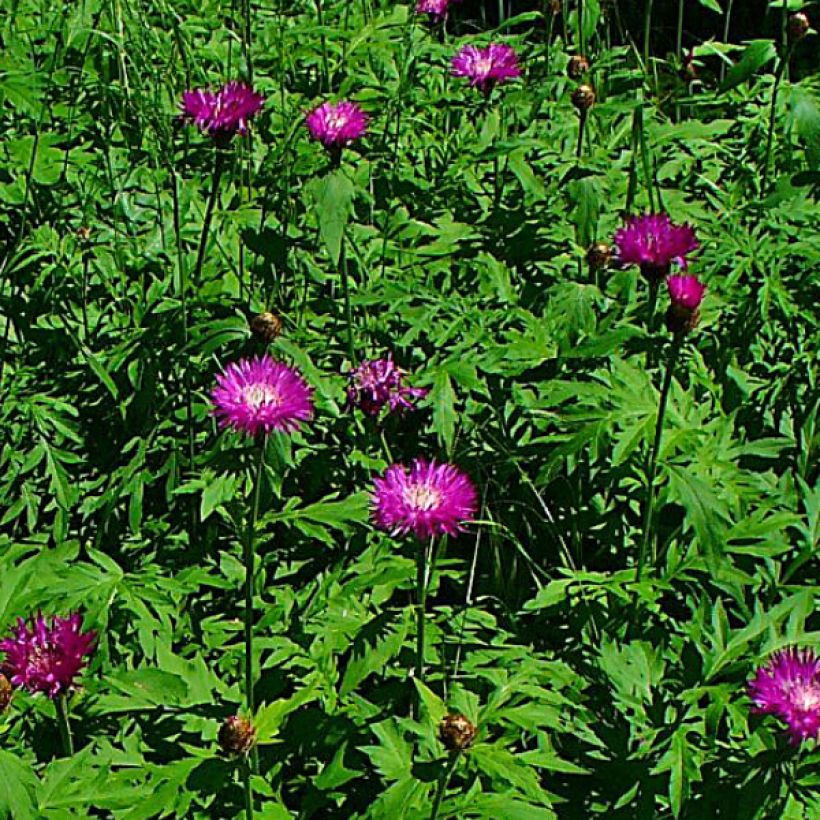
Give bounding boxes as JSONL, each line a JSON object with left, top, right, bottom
{"left": 180, "top": 82, "right": 265, "bottom": 141}
{"left": 0, "top": 674, "right": 11, "bottom": 712}
{"left": 372, "top": 459, "right": 477, "bottom": 541}
{"left": 0, "top": 613, "right": 95, "bottom": 699}
{"left": 416, "top": 0, "right": 459, "bottom": 20}
{"left": 614, "top": 213, "right": 699, "bottom": 284}
{"left": 748, "top": 647, "right": 820, "bottom": 745}
{"left": 665, "top": 274, "right": 705, "bottom": 335}
{"left": 211, "top": 354, "right": 314, "bottom": 438}
{"left": 571, "top": 84, "right": 596, "bottom": 112}
{"left": 440, "top": 713, "right": 477, "bottom": 751}
{"left": 451, "top": 43, "right": 521, "bottom": 94}
{"left": 306, "top": 101, "right": 368, "bottom": 151}
{"left": 587, "top": 242, "right": 612, "bottom": 272}
{"left": 788, "top": 12, "right": 810, "bottom": 42}
{"left": 249, "top": 311, "right": 283, "bottom": 345}
{"left": 567, "top": 55, "right": 590, "bottom": 80}
{"left": 218, "top": 714, "right": 257, "bottom": 755}
{"left": 347, "top": 358, "right": 428, "bottom": 417}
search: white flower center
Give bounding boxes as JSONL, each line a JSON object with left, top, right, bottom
{"left": 404, "top": 482, "right": 442, "bottom": 511}
{"left": 474, "top": 57, "right": 494, "bottom": 77}
{"left": 326, "top": 111, "right": 347, "bottom": 130}
{"left": 243, "top": 383, "right": 280, "bottom": 410}
{"left": 791, "top": 683, "right": 820, "bottom": 712}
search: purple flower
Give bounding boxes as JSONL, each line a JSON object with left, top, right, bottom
{"left": 211, "top": 354, "right": 314, "bottom": 438}
{"left": 667, "top": 274, "right": 706, "bottom": 311}
{"left": 451, "top": 43, "right": 521, "bottom": 94}
{"left": 347, "top": 358, "right": 428, "bottom": 417}
{"left": 613, "top": 213, "right": 699, "bottom": 283}
{"left": 372, "top": 459, "right": 477, "bottom": 541}
{"left": 180, "top": 82, "right": 265, "bottom": 140}
{"left": 748, "top": 648, "right": 820, "bottom": 745}
{"left": 416, "top": 0, "right": 459, "bottom": 20}
{"left": 0, "top": 613, "right": 95, "bottom": 698}
{"left": 306, "top": 101, "right": 368, "bottom": 150}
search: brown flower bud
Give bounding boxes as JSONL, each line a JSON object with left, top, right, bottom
{"left": 665, "top": 304, "right": 700, "bottom": 336}
{"left": 439, "top": 713, "right": 476, "bottom": 752}
{"left": 76, "top": 227, "right": 92, "bottom": 243}
{"left": 586, "top": 242, "right": 612, "bottom": 271}
{"left": 788, "top": 12, "right": 810, "bottom": 42}
{"left": 571, "top": 84, "right": 596, "bottom": 113}
{"left": 218, "top": 715, "right": 256, "bottom": 756}
{"left": 548, "top": 0, "right": 561, "bottom": 15}
{"left": 0, "top": 674, "right": 12, "bottom": 712}
{"left": 567, "top": 55, "right": 590, "bottom": 80}
{"left": 250, "top": 311, "right": 283, "bottom": 344}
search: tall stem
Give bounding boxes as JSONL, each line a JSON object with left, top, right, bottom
{"left": 415, "top": 539, "right": 432, "bottom": 687}
{"left": 636, "top": 335, "right": 682, "bottom": 583}
{"left": 430, "top": 752, "right": 461, "bottom": 820}
{"left": 761, "top": 49, "right": 792, "bottom": 197}
{"left": 315, "top": 0, "right": 330, "bottom": 92}
{"left": 642, "top": 0, "right": 654, "bottom": 86}
{"left": 244, "top": 437, "right": 267, "bottom": 774}
{"left": 55, "top": 694, "right": 74, "bottom": 756}
{"left": 575, "top": 110, "right": 587, "bottom": 159}
{"left": 243, "top": 758, "right": 254, "bottom": 820}
{"left": 719, "top": 0, "right": 734, "bottom": 82}
{"left": 192, "top": 151, "right": 225, "bottom": 290}
{"left": 340, "top": 240, "right": 355, "bottom": 363}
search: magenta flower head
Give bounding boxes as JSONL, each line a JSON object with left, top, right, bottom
{"left": 748, "top": 647, "right": 820, "bottom": 745}
{"left": 451, "top": 43, "right": 521, "bottom": 95}
{"left": 347, "top": 358, "right": 429, "bottom": 417}
{"left": 0, "top": 613, "right": 95, "bottom": 699}
{"left": 416, "top": 0, "right": 460, "bottom": 21}
{"left": 665, "top": 274, "right": 706, "bottom": 335}
{"left": 372, "top": 459, "right": 478, "bottom": 541}
{"left": 211, "top": 354, "right": 314, "bottom": 438}
{"left": 180, "top": 82, "right": 265, "bottom": 143}
{"left": 613, "top": 213, "right": 699, "bottom": 284}
{"left": 306, "top": 101, "right": 368, "bottom": 155}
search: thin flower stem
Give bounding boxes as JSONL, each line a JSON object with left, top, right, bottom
{"left": 415, "top": 538, "right": 433, "bottom": 690}
{"left": 642, "top": 0, "right": 654, "bottom": 88}
{"left": 55, "top": 694, "right": 74, "bottom": 757}
{"left": 340, "top": 240, "right": 356, "bottom": 364}
{"left": 192, "top": 151, "right": 225, "bottom": 290}
{"left": 761, "top": 47, "right": 793, "bottom": 197}
{"left": 575, "top": 110, "right": 586, "bottom": 159}
{"left": 244, "top": 436, "right": 267, "bottom": 774}
{"left": 315, "top": 0, "right": 330, "bottom": 92}
{"left": 719, "top": 0, "right": 734, "bottom": 83}
{"left": 243, "top": 757, "right": 254, "bottom": 820}
{"left": 430, "top": 752, "right": 461, "bottom": 820}
{"left": 636, "top": 335, "right": 682, "bottom": 584}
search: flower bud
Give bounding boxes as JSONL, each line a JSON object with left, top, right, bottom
{"left": 788, "top": 12, "right": 810, "bottom": 42}
{"left": 571, "top": 84, "right": 596, "bottom": 113}
{"left": 218, "top": 715, "right": 256, "bottom": 756}
{"left": 0, "top": 674, "right": 12, "bottom": 712}
{"left": 567, "top": 55, "right": 590, "bottom": 80}
{"left": 586, "top": 242, "right": 612, "bottom": 272}
{"left": 76, "top": 227, "right": 92, "bottom": 243}
{"left": 250, "top": 312, "right": 283, "bottom": 344}
{"left": 439, "top": 713, "right": 476, "bottom": 752}
{"left": 665, "top": 274, "right": 706, "bottom": 336}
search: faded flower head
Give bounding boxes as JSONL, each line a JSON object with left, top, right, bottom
{"left": 347, "top": 358, "right": 428, "bottom": 417}
{"left": 250, "top": 311, "right": 283, "bottom": 345}
{"left": 211, "top": 354, "right": 314, "bottom": 438}
{"left": 571, "top": 84, "right": 596, "bottom": 112}
{"left": 180, "top": 82, "right": 265, "bottom": 140}
{"left": 665, "top": 274, "right": 706, "bottom": 335}
{"left": 587, "top": 242, "right": 612, "bottom": 272}
{"left": 306, "top": 101, "right": 368, "bottom": 150}
{"left": 748, "top": 647, "right": 820, "bottom": 745}
{"left": 0, "top": 674, "right": 11, "bottom": 712}
{"left": 440, "top": 713, "right": 477, "bottom": 751}
{"left": 567, "top": 54, "right": 590, "bottom": 80}
{"left": 0, "top": 613, "right": 95, "bottom": 699}
{"left": 788, "top": 12, "right": 810, "bottom": 42}
{"left": 372, "top": 459, "right": 477, "bottom": 541}
{"left": 614, "top": 213, "right": 699, "bottom": 283}
{"left": 218, "top": 714, "right": 257, "bottom": 755}
{"left": 451, "top": 43, "right": 521, "bottom": 94}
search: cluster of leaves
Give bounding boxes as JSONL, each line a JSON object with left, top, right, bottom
{"left": 0, "top": 0, "right": 818, "bottom": 817}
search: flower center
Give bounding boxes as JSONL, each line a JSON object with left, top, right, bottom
{"left": 790, "top": 681, "right": 820, "bottom": 712}
{"left": 404, "top": 482, "right": 442, "bottom": 512}
{"left": 326, "top": 111, "right": 347, "bottom": 131}
{"left": 474, "top": 57, "right": 494, "bottom": 77}
{"left": 243, "top": 383, "right": 280, "bottom": 410}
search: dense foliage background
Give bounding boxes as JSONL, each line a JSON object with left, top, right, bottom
{"left": 1, "top": 0, "right": 818, "bottom": 817}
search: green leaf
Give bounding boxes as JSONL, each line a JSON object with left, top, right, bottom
{"left": 696, "top": 0, "right": 721, "bottom": 13}
{"left": 719, "top": 40, "right": 777, "bottom": 93}
{"left": 361, "top": 719, "right": 412, "bottom": 781}
{"left": 430, "top": 370, "right": 457, "bottom": 453}
{"left": 309, "top": 169, "right": 355, "bottom": 266}
{"left": 0, "top": 751, "right": 38, "bottom": 820}
{"left": 255, "top": 684, "right": 318, "bottom": 744}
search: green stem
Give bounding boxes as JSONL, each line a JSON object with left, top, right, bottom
{"left": 576, "top": 110, "right": 586, "bottom": 160}
{"left": 55, "top": 694, "right": 74, "bottom": 757}
{"left": 244, "top": 437, "right": 267, "bottom": 773}
{"left": 415, "top": 539, "right": 432, "bottom": 687}
{"left": 243, "top": 757, "right": 254, "bottom": 820}
{"left": 719, "top": 0, "right": 734, "bottom": 82}
{"left": 315, "top": 0, "right": 330, "bottom": 92}
{"left": 642, "top": 0, "right": 654, "bottom": 86}
{"left": 192, "top": 151, "right": 225, "bottom": 290}
{"left": 761, "top": 48, "right": 792, "bottom": 197}
{"left": 430, "top": 752, "right": 461, "bottom": 820}
{"left": 340, "top": 241, "right": 355, "bottom": 363}
{"left": 636, "top": 335, "right": 682, "bottom": 584}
